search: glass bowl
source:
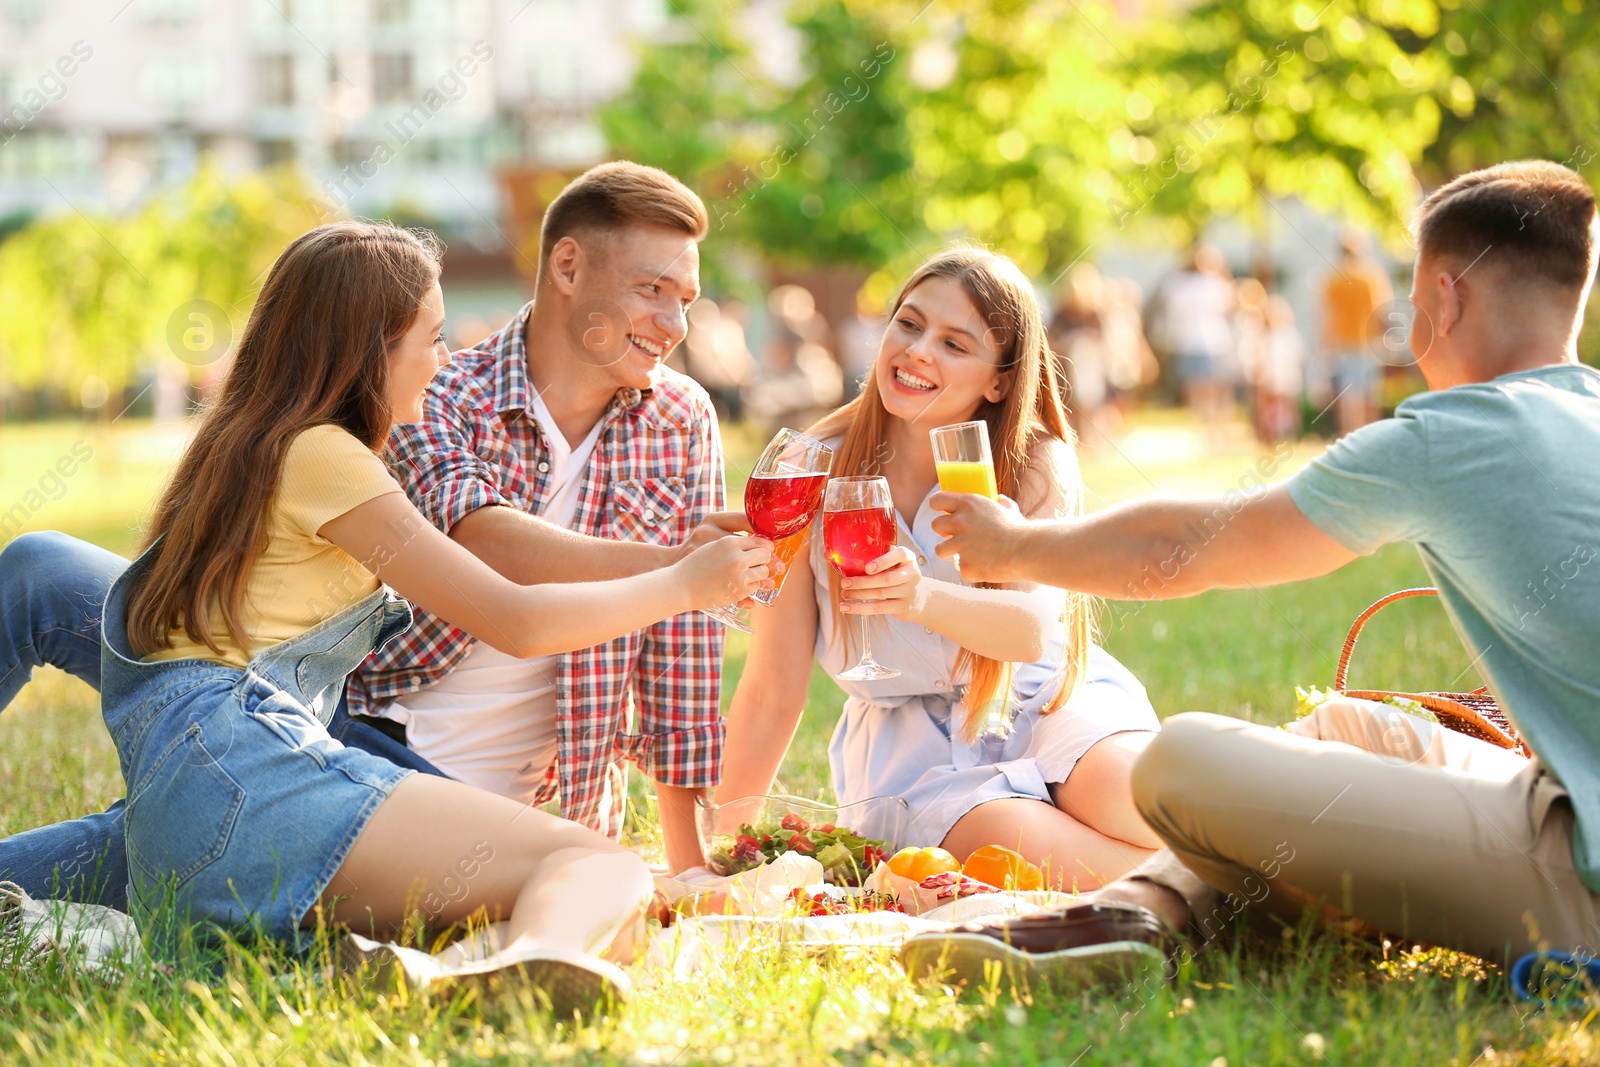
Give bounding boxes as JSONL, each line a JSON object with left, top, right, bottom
{"left": 694, "top": 792, "right": 909, "bottom": 859}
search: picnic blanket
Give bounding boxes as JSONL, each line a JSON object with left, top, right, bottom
{"left": 640, "top": 854, "right": 1083, "bottom": 978}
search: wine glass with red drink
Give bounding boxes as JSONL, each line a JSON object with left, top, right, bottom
{"left": 822, "top": 475, "right": 901, "bottom": 681}
{"left": 701, "top": 428, "right": 833, "bottom": 631}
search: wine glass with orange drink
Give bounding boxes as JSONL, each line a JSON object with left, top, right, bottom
{"left": 700, "top": 428, "right": 833, "bottom": 631}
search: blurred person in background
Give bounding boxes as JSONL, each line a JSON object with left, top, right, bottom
{"left": 1232, "top": 276, "right": 1270, "bottom": 431}
{"left": 1048, "top": 263, "right": 1111, "bottom": 445}
{"left": 836, "top": 286, "right": 888, "bottom": 401}
{"left": 1150, "top": 245, "right": 1237, "bottom": 444}
{"left": 682, "top": 298, "right": 757, "bottom": 420}
{"left": 742, "top": 283, "right": 844, "bottom": 432}
{"left": 1321, "top": 229, "right": 1394, "bottom": 436}
{"left": 1255, "top": 294, "right": 1306, "bottom": 444}
{"left": 1101, "top": 277, "right": 1158, "bottom": 421}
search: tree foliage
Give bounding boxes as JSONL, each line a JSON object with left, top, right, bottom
{"left": 0, "top": 164, "right": 322, "bottom": 397}
{"left": 601, "top": 0, "right": 1600, "bottom": 274}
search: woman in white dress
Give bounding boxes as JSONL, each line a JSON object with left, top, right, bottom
{"left": 718, "top": 248, "right": 1162, "bottom": 890}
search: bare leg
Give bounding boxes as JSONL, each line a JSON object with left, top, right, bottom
{"left": 314, "top": 774, "right": 653, "bottom": 963}
{"left": 1051, "top": 732, "right": 1162, "bottom": 849}
{"left": 941, "top": 798, "right": 1156, "bottom": 893}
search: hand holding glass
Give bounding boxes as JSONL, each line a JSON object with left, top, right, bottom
{"left": 822, "top": 476, "right": 900, "bottom": 681}
{"left": 700, "top": 428, "right": 833, "bottom": 632}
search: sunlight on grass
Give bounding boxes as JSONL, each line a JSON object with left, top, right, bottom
{"left": 1, "top": 416, "right": 1589, "bottom": 1066}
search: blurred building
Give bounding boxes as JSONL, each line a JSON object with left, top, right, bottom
{"left": 0, "top": 0, "right": 666, "bottom": 241}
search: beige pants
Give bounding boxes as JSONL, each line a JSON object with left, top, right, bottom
{"left": 1128, "top": 699, "right": 1600, "bottom": 965}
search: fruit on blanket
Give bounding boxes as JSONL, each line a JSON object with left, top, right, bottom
{"left": 886, "top": 846, "right": 961, "bottom": 883}
{"left": 787, "top": 887, "right": 906, "bottom": 916}
{"left": 915, "top": 871, "right": 1002, "bottom": 901}
{"left": 961, "top": 844, "right": 1045, "bottom": 891}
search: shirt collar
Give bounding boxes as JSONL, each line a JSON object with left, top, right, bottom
{"left": 485, "top": 301, "right": 677, "bottom": 425}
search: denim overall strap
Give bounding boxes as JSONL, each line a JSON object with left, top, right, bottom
{"left": 246, "top": 589, "right": 412, "bottom": 724}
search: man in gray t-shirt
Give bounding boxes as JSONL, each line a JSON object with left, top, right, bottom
{"left": 916, "top": 160, "right": 1600, "bottom": 979}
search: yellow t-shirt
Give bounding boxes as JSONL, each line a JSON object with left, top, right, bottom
{"left": 148, "top": 424, "right": 406, "bottom": 668}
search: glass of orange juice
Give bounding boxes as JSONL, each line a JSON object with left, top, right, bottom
{"left": 930, "top": 420, "right": 997, "bottom": 499}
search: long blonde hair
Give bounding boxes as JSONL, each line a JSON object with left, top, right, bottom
{"left": 811, "top": 247, "right": 1091, "bottom": 742}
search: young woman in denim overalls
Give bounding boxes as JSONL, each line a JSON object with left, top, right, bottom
{"left": 94, "top": 222, "right": 770, "bottom": 1011}
{"left": 720, "top": 249, "right": 1162, "bottom": 891}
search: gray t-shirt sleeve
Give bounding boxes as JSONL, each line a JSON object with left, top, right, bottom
{"left": 1285, "top": 413, "right": 1433, "bottom": 554}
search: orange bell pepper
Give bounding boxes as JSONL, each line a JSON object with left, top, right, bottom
{"left": 885, "top": 846, "right": 961, "bottom": 883}
{"left": 961, "top": 844, "right": 1044, "bottom": 891}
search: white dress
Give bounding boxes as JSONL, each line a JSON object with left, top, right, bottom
{"left": 811, "top": 485, "right": 1160, "bottom": 847}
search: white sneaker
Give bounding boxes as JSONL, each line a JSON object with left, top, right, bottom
{"left": 337, "top": 931, "right": 450, "bottom": 990}
{"left": 0, "top": 881, "right": 32, "bottom": 962}
{"left": 337, "top": 932, "right": 631, "bottom": 1018}
{"left": 434, "top": 921, "right": 509, "bottom": 968}
{"left": 0, "top": 880, "right": 142, "bottom": 971}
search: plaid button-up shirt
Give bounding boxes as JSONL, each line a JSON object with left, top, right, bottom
{"left": 346, "top": 304, "right": 727, "bottom": 837}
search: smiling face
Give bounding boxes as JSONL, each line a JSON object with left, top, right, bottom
{"left": 386, "top": 281, "right": 450, "bottom": 424}
{"left": 874, "top": 274, "right": 1011, "bottom": 430}
{"left": 564, "top": 225, "right": 701, "bottom": 392}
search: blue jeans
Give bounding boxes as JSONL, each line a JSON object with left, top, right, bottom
{"left": 0, "top": 531, "right": 446, "bottom": 911}
{"left": 102, "top": 541, "right": 419, "bottom": 951}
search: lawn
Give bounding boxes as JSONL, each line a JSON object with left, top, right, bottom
{"left": 1, "top": 415, "right": 1590, "bottom": 1066}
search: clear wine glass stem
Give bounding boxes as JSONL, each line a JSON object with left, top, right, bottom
{"left": 855, "top": 615, "right": 873, "bottom": 670}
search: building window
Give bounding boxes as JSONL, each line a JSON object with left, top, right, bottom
{"left": 259, "top": 139, "right": 296, "bottom": 166}
{"left": 372, "top": 0, "right": 410, "bottom": 23}
{"left": 143, "top": 0, "right": 202, "bottom": 24}
{"left": 144, "top": 58, "right": 211, "bottom": 113}
{"left": 373, "top": 52, "right": 412, "bottom": 104}
{"left": 2, "top": 0, "right": 47, "bottom": 28}
{"left": 255, "top": 54, "right": 295, "bottom": 107}
{"left": 333, "top": 139, "right": 383, "bottom": 167}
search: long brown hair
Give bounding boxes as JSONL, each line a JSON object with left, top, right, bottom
{"left": 127, "top": 221, "right": 443, "bottom": 657}
{"left": 812, "top": 247, "right": 1090, "bottom": 743}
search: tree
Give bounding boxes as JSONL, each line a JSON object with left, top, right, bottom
{"left": 1415, "top": 1, "right": 1600, "bottom": 181}
{"left": 1118, "top": 0, "right": 1448, "bottom": 246}
{"left": 602, "top": 0, "right": 1131, "bottom": 284}
{"left": 0, "top": 164, "right": 321, "bottom": 403}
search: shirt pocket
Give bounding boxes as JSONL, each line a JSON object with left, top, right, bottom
{"left": 611, "top": 477, "right": 688, "bottom": 545}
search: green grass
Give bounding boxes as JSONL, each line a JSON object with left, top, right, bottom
{"left": 1, "top": 417, "right": 1591, "bottom": 1065}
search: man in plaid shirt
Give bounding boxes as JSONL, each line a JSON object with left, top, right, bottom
{"left": 0, "top": 163, "right": 741, "bottom": 905}
{"left": 339, "top": 162, "right": 731, "bottom": 872}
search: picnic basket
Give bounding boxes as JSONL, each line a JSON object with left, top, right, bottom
{"left": 1333, "top": 587, "right": 1528, "bottom": 756}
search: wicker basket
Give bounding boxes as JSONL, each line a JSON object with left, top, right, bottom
{"left": 1333, "top": 587, "right": 1528, "bottom": 756}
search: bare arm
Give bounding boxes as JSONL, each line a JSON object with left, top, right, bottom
{"left": 322, "top": 493, "right": 771, "bottom": 659}
{"left": 843, "top": 440, "right": 1076, "bottom": 662}
{"left": 450, "top": 505, "right": 754, "bottom": 585}
{"left": 655, "top": 783, "right": 709, "bottom": 875}
{"left": 930, "top": 482, "right": 1356, "bottom": 597}
{"left": 715, "top": 540, "right": 823, "bottom": 833}
{"left": 845, "top": 563, "right": 1059, "bottom": 663}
